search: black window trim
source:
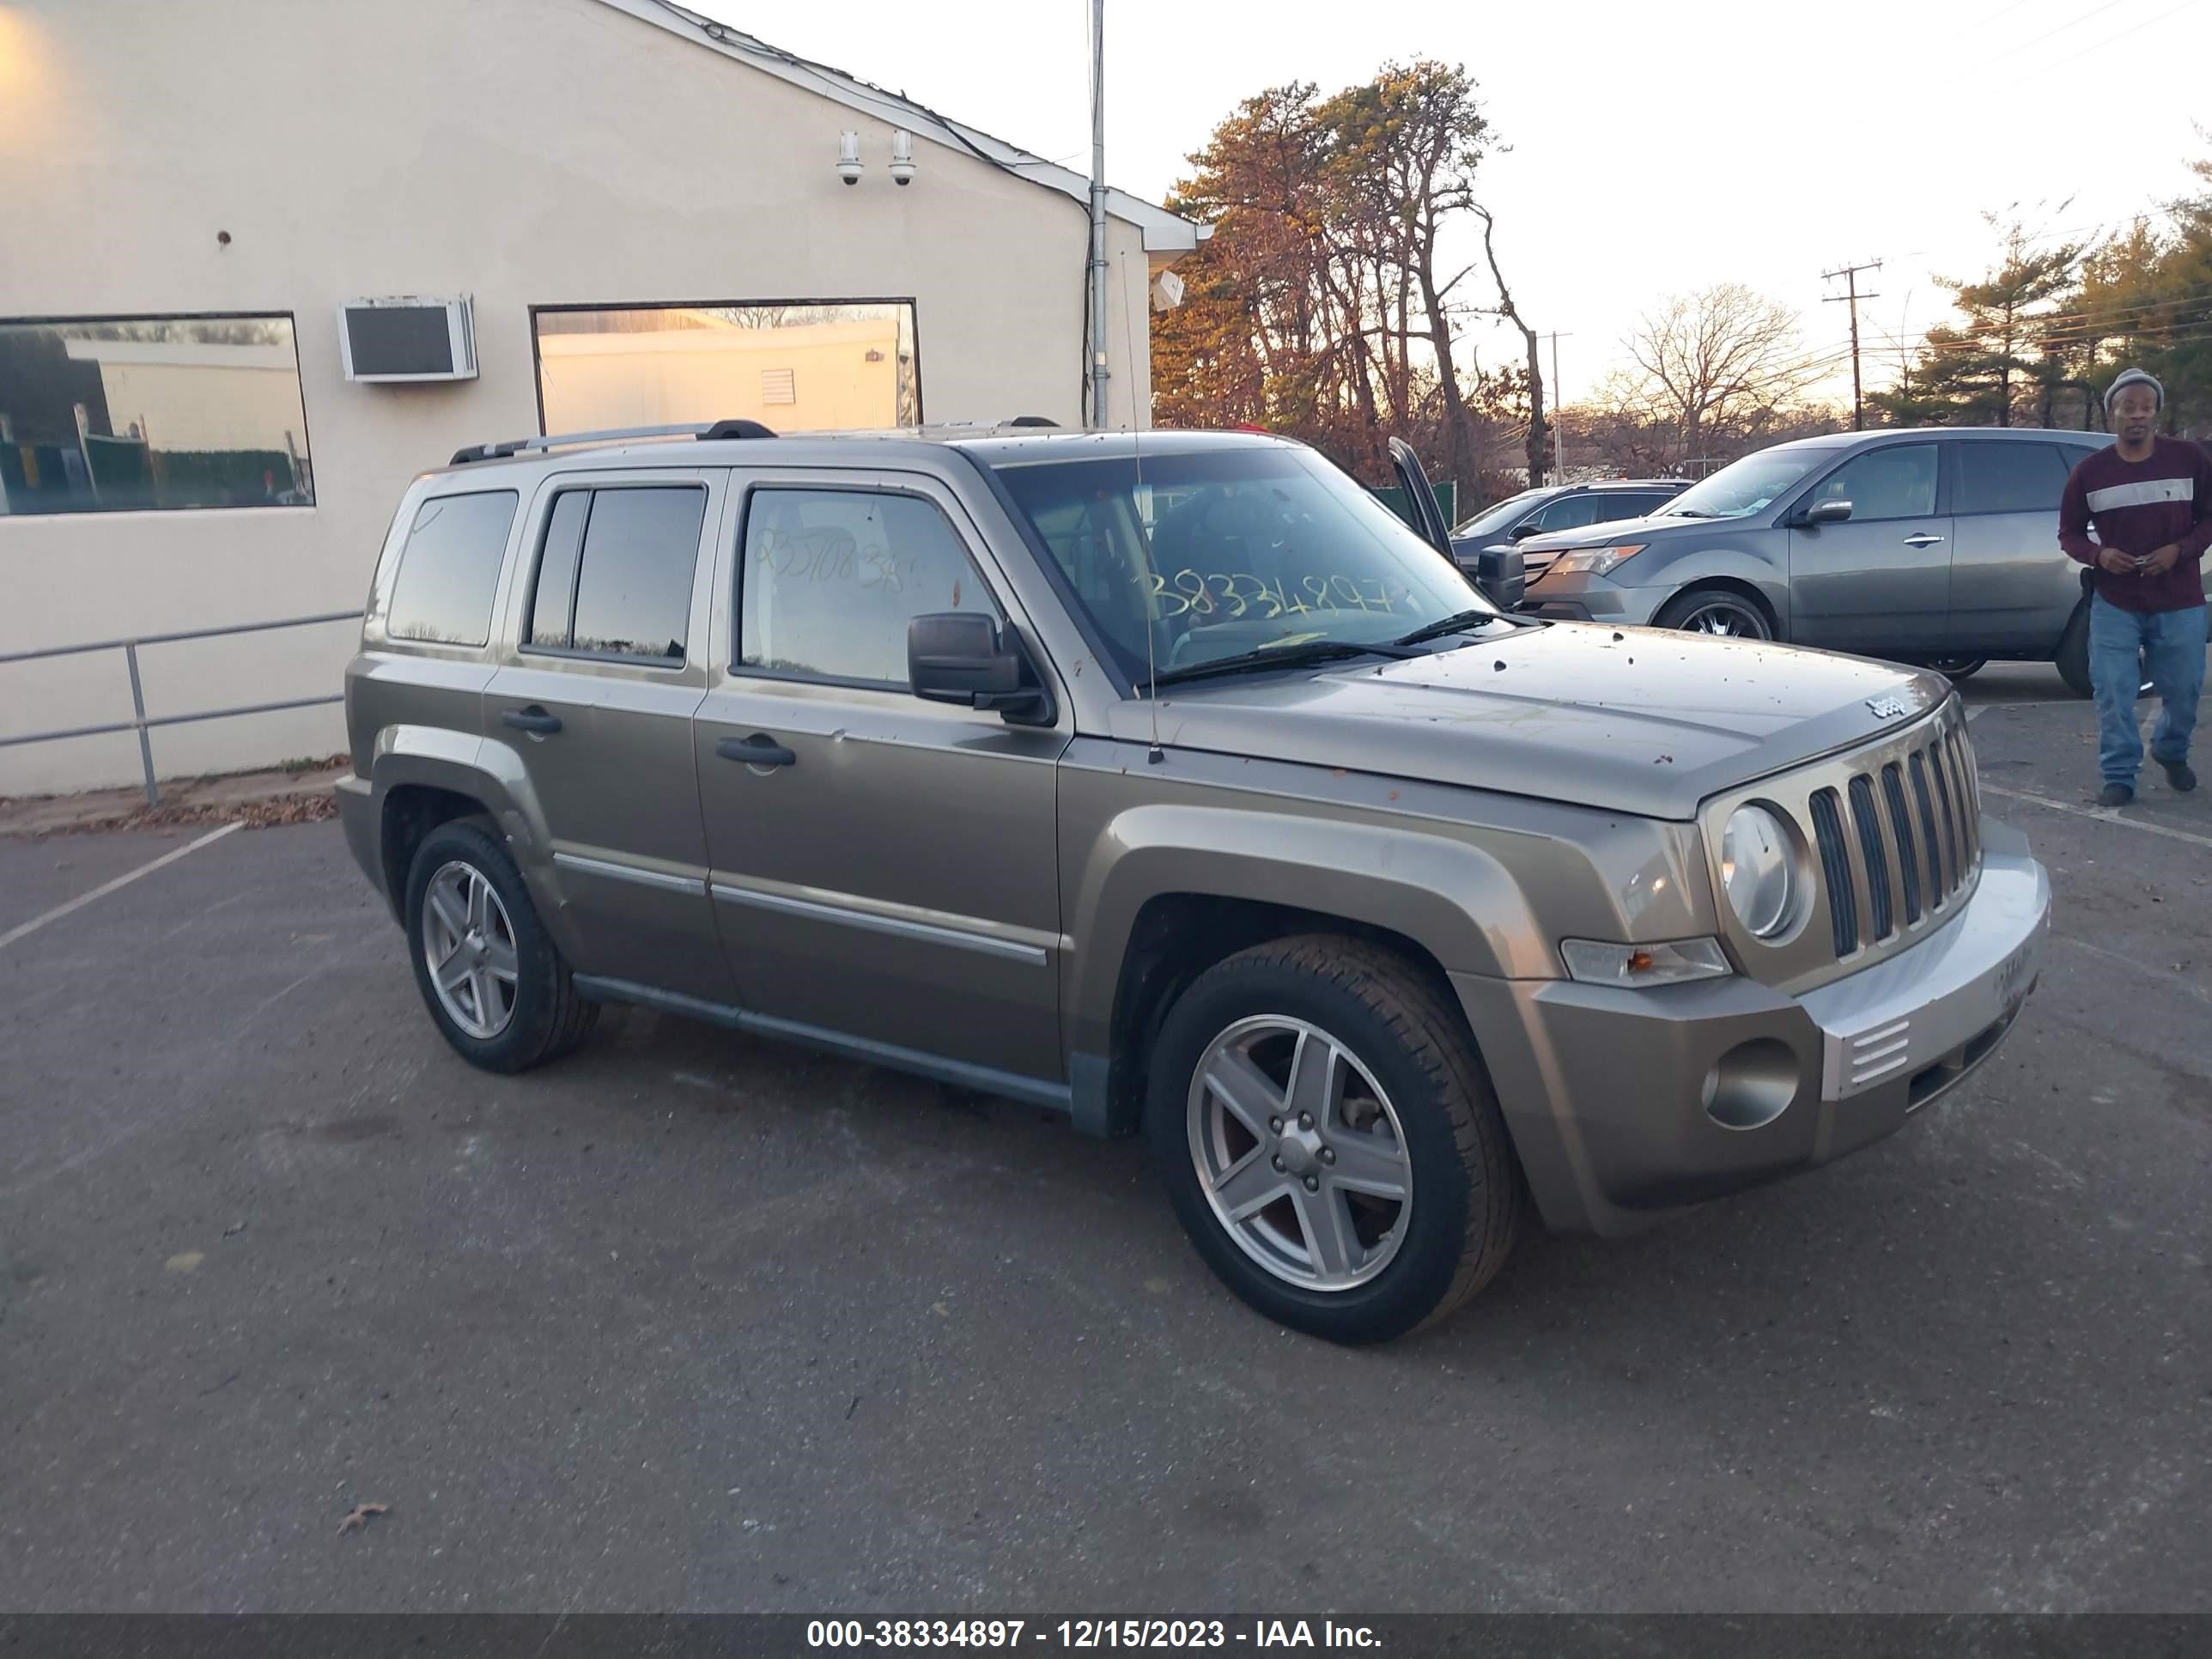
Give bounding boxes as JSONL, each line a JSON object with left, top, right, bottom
{"left": 386, "top": 486, "right": 522, "bottom": 651}
{"left": 0, "top": 307, "right": 318, "bottom": 517}
{"left": 731, "top": 478, "right": 1008, "bottom": 696}
{"left": 1945, "top": 436, "right": 2072, "bottom": 520}
{"left": 516, "top": 478, "right": 708, "bottom": 671}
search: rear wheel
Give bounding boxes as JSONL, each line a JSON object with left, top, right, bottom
{"left": 2056, "top": 604, "right": 2094, "bottom": 698}
{"left": 1653, "top": 586, "right": 1774, "bottom": 640}
{"left": 1925, "top": 656, "right": 1986, "bottom": 680}
{"left": 404, "top": 820, "right": 597, "bottom": 1073}
{"left": 1145, "top": 936, "right": 1522, "bottom": 1345}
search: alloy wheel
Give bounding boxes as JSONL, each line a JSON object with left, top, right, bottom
{"left": 1186, "top": 1015, "right": 1413, "bottom": 1291}
{"left": 422, "top": 860, "right": 520, "bottom": 1040}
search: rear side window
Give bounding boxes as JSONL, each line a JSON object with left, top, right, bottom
{"left": 525, "top": 485, "right": 705, "bottom": 664}
{"left": 1956, "top": 441, "right": 2069, "bottom": 515}
{"left": 386, "top": 491, "right": 518, "bottom": 647}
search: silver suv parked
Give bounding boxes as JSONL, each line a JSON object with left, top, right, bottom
{"left": 337, "top": 420, "right": 2051, "bottom": 1343}
{"left": 1515, "top": 428, "right": 2114, "bottom": 692}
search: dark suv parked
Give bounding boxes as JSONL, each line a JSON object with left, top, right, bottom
{"left": 1449, "top": 479, "right": 1687, "bottom": 580}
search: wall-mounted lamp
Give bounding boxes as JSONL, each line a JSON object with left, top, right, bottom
{"left": 836, "top": 131, "right": 863, "bottom": 186}
{"left": 889, "top": 130, "right": 915, "bottom": 187}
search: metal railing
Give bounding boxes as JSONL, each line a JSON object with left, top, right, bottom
{"left": 0, "top": 611, "right": 362, "bottom": 807}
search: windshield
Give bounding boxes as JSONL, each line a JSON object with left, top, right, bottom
{"left": 1451, "top": 488, "right": 1550, "bottom": 540}
{"left": 994, "top": 446, "right": 1489, "bottom": 684}
{"left": 1657, "top": 447, "right": 1826, "bottom": 520}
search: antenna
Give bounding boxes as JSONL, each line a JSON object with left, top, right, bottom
{"left": 1121, "top": 250, "right": 1164, "bottom": 763}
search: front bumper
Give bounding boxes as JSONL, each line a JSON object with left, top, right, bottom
{"left": 1454, "top": 818, "right": 2050, "bottom": 1237}
{"left": 1514, "top": 569, "right": 1663, "bottom": 625}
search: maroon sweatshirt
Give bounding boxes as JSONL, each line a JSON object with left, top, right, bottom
{"left": 2057, "top": 435, "right": 2212, "bottom": 612}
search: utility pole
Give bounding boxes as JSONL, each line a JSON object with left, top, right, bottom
{"left": 1540, "top": 331, "right": 1571, "bottom": 477}
{"left": 1822, "top": 260, "right": 1882, "bottom": 430}
{"left": 1087, "top": 0, "right": 1110, "bottom": 429}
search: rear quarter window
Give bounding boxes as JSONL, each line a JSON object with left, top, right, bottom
{"left": 386, "top": 490, "right": 520, "bottom": 647}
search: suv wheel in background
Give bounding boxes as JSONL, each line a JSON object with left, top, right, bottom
{"left": 1925, "top": 656, "right": 1987, "bottom": 681}
{"left": 404, "top": 819, "right": 598, "bottom": 1073}
{"left": 1653, "top": 587, "right": 1774, "bottom": 640}
{"left": 1145, "top": 936, "right": 1522, "bottom": 1345}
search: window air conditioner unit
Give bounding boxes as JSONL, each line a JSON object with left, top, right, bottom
{"left": 337, "top": 296, "right": 477, "bottom": 382}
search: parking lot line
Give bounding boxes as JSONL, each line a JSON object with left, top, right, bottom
{"left": 0, "top": 821, "right": 242, "bottom": 953}
{"left": 1978, "top": 781, "right": 2212, "bottom": 850}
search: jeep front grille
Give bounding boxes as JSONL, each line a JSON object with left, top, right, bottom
{"left": 1806, "top": 720, "right": 1981, "bottom": 956}
{"left": 1704, "top": 701, "right": 1984, "bottom": 994}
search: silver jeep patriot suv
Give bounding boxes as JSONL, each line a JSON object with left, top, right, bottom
{"left": 337, "top": 420, "right": 2051, "bottom": 1344}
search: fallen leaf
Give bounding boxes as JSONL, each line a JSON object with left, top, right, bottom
{"left": 165, "top": 1251, "right": 204, "bottom": 1273}
{"left": 337, "top": 1502, "right": 388, "bottom": 1536}
{"left": 222, "top": 1221, "right": 246, "bottom": 1238}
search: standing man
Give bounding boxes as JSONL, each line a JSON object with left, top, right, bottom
{"left": 2057, "top": 368, "right": 2212, "bottom": 806}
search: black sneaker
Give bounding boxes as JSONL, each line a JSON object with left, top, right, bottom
{"left": 2098, "top": 782, "right": 2135, "bottom": 808}
{"left": 2160, "top": 758, "right": 2197, "bottom": 792}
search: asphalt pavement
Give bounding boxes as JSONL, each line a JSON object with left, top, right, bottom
{"left": 1, "top": 660, "right": 2206, "bottom": 1613}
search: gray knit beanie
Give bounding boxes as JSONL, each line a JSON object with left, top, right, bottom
{"left": 2105, "top": 367, "right": 2164, "bottom": 411}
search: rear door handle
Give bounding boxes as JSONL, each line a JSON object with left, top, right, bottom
{"left": 501, "top": 707, "right": 563, "bottom": 734}
{"left": 717, "top": 734, "right": 798, "bottom": 769}
{"left": 1903, "top": 534, "right": 1947, "bottom": 549}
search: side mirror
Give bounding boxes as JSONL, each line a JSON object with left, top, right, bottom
{"left": 1509, "top": 521, "right": 1543, "bottom": 541}
{"left": 1474, "top": 546, "right": 1526, "bottom": 611}
{"left": 1802, "top": 498, "right": 1853, "bottom": 526}
{"left": 908, "top": 612, "right": 1053, "bottom": 723}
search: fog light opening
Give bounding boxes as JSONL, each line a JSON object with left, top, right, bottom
{"left": 1702, "top": 1037, "right": 1801, "bottom": 1131}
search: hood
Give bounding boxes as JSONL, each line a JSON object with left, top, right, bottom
{"left": 1515, "top": 511, "right": 1702, "bottom": 558}
{"left": 1114, "top": 622, "right": 1950, "bottom": 819}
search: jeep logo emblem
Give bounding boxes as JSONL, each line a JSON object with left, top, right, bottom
{"left": 1866, "top": 696, "right": 1910, "bottom": 720}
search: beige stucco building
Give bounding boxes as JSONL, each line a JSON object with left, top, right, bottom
{"left": 0, "top": 0, "right": 1200, "bottom": 795}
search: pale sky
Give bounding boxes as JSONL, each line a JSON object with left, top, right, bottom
{"left": 710, "top": 0, "right": 2211, "bottom": 409}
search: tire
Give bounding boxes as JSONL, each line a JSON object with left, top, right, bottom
{"left": 1653, "top": 586, "right": 1774, "bottom": 640}
{"left": 1144, "top": 935, "right": 1522, "bottom": 1345}
{"left": 404, "top": 819, "right": 598, "bottom": 1073}
{"left": 2056, "top": 603, "right": 2094, "bottom": 698}
{"left": 1925, "top": 656, "right": 1986, "bottom": 681}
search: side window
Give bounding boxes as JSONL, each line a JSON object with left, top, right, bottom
{"left": 2061, "top": 443, "right": 2104, "bottom": 472}
{"left": 740, "top": 488, "right": 1001, "bottom": 686}
{"left": 387, "top": 490, "right": 519, "bottom": 647}
{"left": 1546, "top": 495, "right": 1610, "bottom": 532}
{"left": 1810, "top": 444, "right": 1938, "bottom": 522}
{"left": 1620, "top": 491, "right": 1673, "bottom": 518}
{"left": 1956, "top": 441, "right": 2069, "bottom": 515}
{"left": 525, "top": 484, "right": 704, "bottom": 663}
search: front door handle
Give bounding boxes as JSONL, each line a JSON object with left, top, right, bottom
{"left": 1903, "top": 533, "right": 1947, "bottom": 549}
{"left": 501, "top": 707, "right": 563, "bottom": 735}
{"left": 717, "top": 734, "right": 798, "bottom": 769}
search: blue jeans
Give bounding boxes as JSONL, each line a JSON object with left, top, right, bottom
{"left": 2089, "top": 596, "right": 2207, "bottom": 787}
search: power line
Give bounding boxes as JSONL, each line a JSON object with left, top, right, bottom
{"left": 1989, "top": 0, "right": 2131, "bottom": 64}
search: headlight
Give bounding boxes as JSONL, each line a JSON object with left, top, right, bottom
{"left": 1544, "top": 543, "right": 1644, "bottom": 579}
{"left": 1720, "top": 804, "right": 1800, "bottom": 939}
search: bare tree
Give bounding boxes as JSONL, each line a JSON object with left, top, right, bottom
{"left": 1474, "top": 204, "right": 1545, "bottom": 489}
{"left": 1620, "top": 284, "right": 1826, "bottom": 461}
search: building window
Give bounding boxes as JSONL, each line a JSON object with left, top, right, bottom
{"left": 0, "top": 314, "right": 313, "bottom": 514}
{"left": 532, "top": 301, "right": 920, "bottom": 436}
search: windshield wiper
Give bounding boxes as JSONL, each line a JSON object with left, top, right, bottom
{"left": 1390, "top": 608, "right": 1516, "bottom": 647}
{"left": 1665, "top": 507, "right": 1717, "bottom": 519}
{"left": 1152, "top": 637, "right": 1422, "bottom": 689}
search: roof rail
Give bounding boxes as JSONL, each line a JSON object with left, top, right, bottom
{"left": 448, "top": 419, "right": 780, "bottom": 465}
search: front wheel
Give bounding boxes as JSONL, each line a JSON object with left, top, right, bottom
{"left": 1145, "top": 936, "right": 1522, "bottom": 1345}
{"left": 1653, "top": 587, "right": 1774, "bottom": 640}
